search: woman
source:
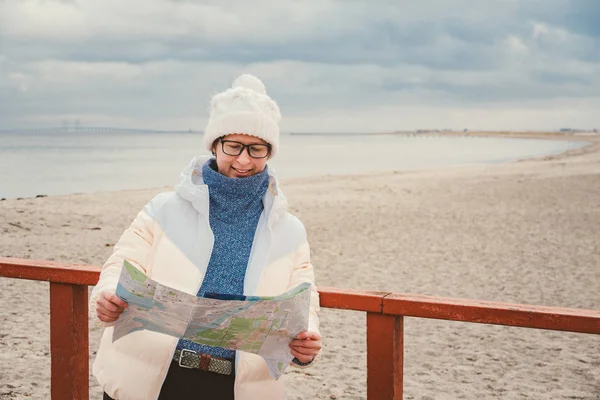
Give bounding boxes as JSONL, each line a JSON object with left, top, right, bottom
{"left": 90, "top": 74, "right": 322, "bottom": 400}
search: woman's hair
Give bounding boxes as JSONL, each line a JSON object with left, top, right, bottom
{"left": 212, "top": 138, "right": 220, "bottom": 155}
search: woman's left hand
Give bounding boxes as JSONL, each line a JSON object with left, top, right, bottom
{"left": 289, "top": 331, "right": 322, "bottom": 363}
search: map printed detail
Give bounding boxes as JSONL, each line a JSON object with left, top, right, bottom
{"left": 112, "top": 261, "right": 311, "bottom": 379}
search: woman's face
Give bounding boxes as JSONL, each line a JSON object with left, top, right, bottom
{"left": 212, "top": 134, "right": 270, "bottom": 178}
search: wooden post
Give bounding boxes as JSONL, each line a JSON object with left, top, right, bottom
{"left": 49, "top": 283, "right": 89, "bottom": 400}
{"left": 366, "top": 313, "right": 404, "bottom": 400}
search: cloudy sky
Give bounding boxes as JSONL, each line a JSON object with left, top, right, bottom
{"left": 1, "top": 0, "right": 599, "bottom": 132}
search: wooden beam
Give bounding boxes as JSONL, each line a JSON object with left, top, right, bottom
{"left": 383, "top": 293, "right": 600, "bottom": 334}
{"left": 0, "top": 257, "right": 100, "bottom": 286}
{"left": 318, "top": 286, "right": 388, "bottom": 313}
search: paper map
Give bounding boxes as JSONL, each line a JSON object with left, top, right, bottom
{"left": 112, "top": 261, "right": 311, "bottom": 379}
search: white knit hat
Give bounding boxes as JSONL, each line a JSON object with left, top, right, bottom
{"left": 203, "top": 74, "right": 282, "bottom": 157}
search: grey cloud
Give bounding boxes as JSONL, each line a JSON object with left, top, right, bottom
{"left": 3, "top": 1, "right": 597, "bottom": 71}
{"left": 532, "top": 70, "right": 592, "bottom": 86}
{"left": 0, "top": 25, "right": 526, "bottom": 71}
{"left": 1, "top": 0, "right": 599, "bottom": 130}
{"left": 523, "top": 0, "right": 600, "bottom": 38}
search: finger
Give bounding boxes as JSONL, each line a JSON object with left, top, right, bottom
{"left": 289, "top": 344, "right": 318, "bottom": 355}
{"left": 105, "top": 293, "right": 128, "bottom": 309}
{"left": 295, "top": 331, "right": 308, "bottom": 339}
{"left": 296, "top": 331, "right": 321, "bottom": 341}
{"left": 109, "top": 294, "right": 128, "bottom": 309}
{"left": 99, "top": 307, "right": 125, "bottom": 321}
{"left": 97, "top": 308, "right": 121, "bottom": 320}
{"left": 97, "top": 314, "right": 115, "bottom": 323}
{"left": 99, "top": 291, "right": 123, "bottom": 307}
{"left": 97, "top": 307, "right": 122, "bottom": 319}
{"left": 96, "top": 300, "right": 124, "bottom": 315}
{"left": 97, "top": 311, "right": 118, "bottom": 323}
{"left": 290, "top": 346, "right": 321, "bottom": 355}
{"left": 290, "top": 346, "right": 319, "bottom": 356}
{"left": 290, "top": 350, "right": 314, "bottom": 363}
{"left": 98, "top": 297, "right": 125, "bottom": 313}
{"left": 292, "top": 350, "right": 318, "bottom": 360}
{"left": 97, "top": 313, "right": 110, "bottom": 322}
{"left": 290, "top": 340, "right": 321, "bottom": 350}
{"left": 290, "top": 349, "right": 307, "bottom": 359}
{"left": 290, "top": 337, "right": 322, "bottom": 346}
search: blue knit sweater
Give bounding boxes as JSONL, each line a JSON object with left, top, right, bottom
{"left": 176, "top": 159, "right": 269, "bottom": 360}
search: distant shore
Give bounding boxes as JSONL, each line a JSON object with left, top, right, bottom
{"left": 388, "top": 129, "right": 600, "bottom": 140}
{"left": 1, "top": 130, "right": 596, "bottom": 202}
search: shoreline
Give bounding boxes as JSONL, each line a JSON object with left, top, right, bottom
{"left": 388, "top": 129, "right": 600, "bottom": 140}
{"left": 1, "top": 131, "right": 597, "bottom": 202}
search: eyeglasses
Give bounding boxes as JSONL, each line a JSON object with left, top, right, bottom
{"left": 219, "top": 139, "right": 271, "bottom": 159}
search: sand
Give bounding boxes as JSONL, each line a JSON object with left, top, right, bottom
{"left": 1, "top": 132, "right": 599, "bottom": 399}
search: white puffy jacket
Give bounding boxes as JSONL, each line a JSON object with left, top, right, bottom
{"left": 90, "top": 156, "right": 320, "bottom": 400}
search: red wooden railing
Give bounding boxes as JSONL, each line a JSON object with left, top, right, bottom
{"left": 1, "top": 257, "right": 599, "bottom": 400}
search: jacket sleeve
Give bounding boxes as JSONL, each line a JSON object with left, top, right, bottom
{"left": 287, "top": 240, "right": 321, "bottom": 368}
{"left": 89, "top": 206, "right": 155, "bottom": 327}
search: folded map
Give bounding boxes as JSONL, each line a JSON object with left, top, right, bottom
{"left": 112, "top": 260, "right": 311, "bottom": 379}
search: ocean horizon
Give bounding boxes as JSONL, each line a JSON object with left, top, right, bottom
{"left": 0, "top": 131, "right": 589, "bottom": 199}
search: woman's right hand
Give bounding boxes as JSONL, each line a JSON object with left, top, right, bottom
{"left": 96, "top": 291, "right": 129, "bottom": 323}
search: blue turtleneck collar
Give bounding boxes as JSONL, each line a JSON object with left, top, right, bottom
{"left": 199, "top": 159, "right": 270, "bottom": 223}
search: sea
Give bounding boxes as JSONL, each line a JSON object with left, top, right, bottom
{"left": 0, "top": 131, "right": 589, "bottom": 199}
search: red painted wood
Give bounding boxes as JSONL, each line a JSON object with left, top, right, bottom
{"left": 383, "top": 293, "right": 600, "bottom": 334}
{"left": 318, "top": 286, "right": 389, "bottom": 312}
{"left": 50, "top": 283, "right": 89, "bottom": 400}
{"left": 367, "top": 313, "right": 403, "bottom": 400}
{"left": 0, "top": 257, "right": 100, "bottom": 286}
{"left": 2, "top": 257, "right": 598, "bottom": 335}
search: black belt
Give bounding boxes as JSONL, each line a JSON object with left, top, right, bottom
{"left": 173, "top": 349, "right": 234, "bottom": 376}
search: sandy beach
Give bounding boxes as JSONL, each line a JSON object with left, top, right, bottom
{"left": 1, "top": 132, "right": 599, "bottom": 399}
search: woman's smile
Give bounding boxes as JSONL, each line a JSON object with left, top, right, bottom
{"left": 231, "top": 166, "right": 253, "bottom": 177}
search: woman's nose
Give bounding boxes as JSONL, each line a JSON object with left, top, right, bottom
{"left": 237, "top": 148, "right": 252, "bottom": 164}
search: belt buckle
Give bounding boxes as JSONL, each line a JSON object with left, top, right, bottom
{"left": 178, "top": 349, "right": 196, "bottom": 369}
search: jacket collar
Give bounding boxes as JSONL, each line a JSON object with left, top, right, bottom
{"left": 175, "top": 155, "right": 288, "bottom": 227}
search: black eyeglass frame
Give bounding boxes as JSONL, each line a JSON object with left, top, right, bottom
{"left": 218, "top": 139, "right": 272, "bottom": 159}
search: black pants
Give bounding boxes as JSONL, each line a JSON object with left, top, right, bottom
{"left": 103, "top": 360, "right": 235, "bottom": 400}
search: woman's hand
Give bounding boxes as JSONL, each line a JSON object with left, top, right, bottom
{"left": 96, "top": 291, "right": 128, "bottom": 323}
{"left": 289, "top": 331, "right": 322, "bottom": 364}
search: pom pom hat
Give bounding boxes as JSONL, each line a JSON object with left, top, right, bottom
{"left": 203, "top": 74, "right": 282, "bottom": 157}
